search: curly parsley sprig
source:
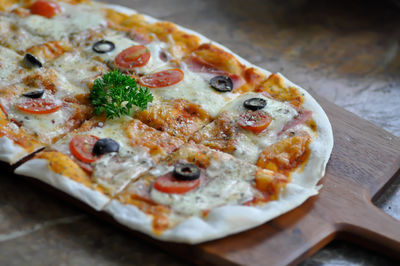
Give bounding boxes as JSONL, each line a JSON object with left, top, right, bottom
{"left": 90, "top": 70, "right": 153, "bottom": 119}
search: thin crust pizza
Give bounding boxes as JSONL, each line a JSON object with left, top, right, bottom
{"left": 0, "top": 0, "right": 334, "bottom": 243}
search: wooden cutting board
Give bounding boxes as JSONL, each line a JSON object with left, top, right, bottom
{"left": 12, "top": 95, "right": 400, "bottom": 265}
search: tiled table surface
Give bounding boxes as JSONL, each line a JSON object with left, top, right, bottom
{"left": 1, "top": 0, "right": 399, "bottom": 265}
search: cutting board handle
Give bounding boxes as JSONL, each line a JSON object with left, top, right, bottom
{"left": 337, "top": 194, "right": 400, "bottom": 259}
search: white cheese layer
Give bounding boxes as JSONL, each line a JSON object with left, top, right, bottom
{"left": 152, "top": 68, "right": 238, "bottom": 117}
{"left": 85, "top": 117, "right": 133, "bottom": 154}
{"left": 0, "top": 16, "right": 45, "bottom": 51}
{"left": 52, "top": 116, "right": 154, "bottom": 194}
{"left": 85, "top": 33, "right": 170, "bottom": 74}
{"left": 88, "top": 117, "right": 155, "bottom": 194}
{"left": 222, "top": 93, "right": 298, "bottom": 148}
{"left": 18, "top": 2, "right": 106, "bottom": 40}
{"left": 49, "top": 69, "right": 89, "bottom": 98}
{"left": 233, "top": 133, "right": 260, "bottom": 163}
{"left": 85, "top": 33, "right": 136, "bottom": 61}
{"left": 4, "top": 95, "right": 73, "bottom": 144}
{"left": 0, "top": 46, "right": 24, "bottom": 86}
{"left": 51, "top": 117, "right": 146, "bottom": 156}
{"left": 51, "top": 52, "right": 108, "bottom": 88}
{"left": 93, "top": 152, "right": 153, "bottom": 196}
{"left": 150, "top": 159, "right": 256, "bottom": 216}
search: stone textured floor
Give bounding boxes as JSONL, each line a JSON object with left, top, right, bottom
{"left": 0, "top": 0, "right": 399, "bottom": 265}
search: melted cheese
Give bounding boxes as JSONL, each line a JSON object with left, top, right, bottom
{"left": 85, "top": 33, "right": 170, "bottom": 74}
{"left": 233, "top": 133, "right": 260, "bottom": 163}
{"left": 51, "top": 52, "right": 108, "bottom": 88}
{"left": 86, "top": 33, "right": 136, "bottom": 61}
{"left": 52, "top": 116, "right": 154, "bottom": 194}
{"left": 150, "top": 158, "right": 256, "bottom": 216}
{"left": 152, "top": 68, "right": 238, "bottom": 117}
{"left": 18, "top": 2, "right": 106, "bottom": 40}
{"left": 0, "top": 46, "right": 24, "bottom": 86}
{"left": 88, "top": 118, "right": 155, "bottom": 193}
{"left": 0, "top": 16, "right": 45, "bottom": 51}
{"left": 49, "top": 69, "right": 89, "bottom": 98}
{"left": 93, "top": 152, "right": 153, "bottom": 195}
{"left": 222, "top": 93, "right": 298, "bottom": 148}
{"left": 86, "top": 117, "right": 132, "bottom": 153}
{"left": 5, "top": 95, "right": 73, "bottom": 144}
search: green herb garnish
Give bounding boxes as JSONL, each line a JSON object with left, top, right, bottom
{"left": 90, "top": 70, "right": 153, "bottom": 119}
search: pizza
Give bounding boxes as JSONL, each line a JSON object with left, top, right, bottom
{"left": 0, "top": 0, "right": 333, "bottom": 243}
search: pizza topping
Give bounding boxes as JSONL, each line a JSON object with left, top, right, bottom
{"left": 139, "top": 69, "right": 184, "bottom": 88}
{"left": 22, "top": 89, "right": 45, "bottom": 99}
{"left": 30, "top": 0, "right": 61, "bottom": 18}
{"left": 209, "top": 75, "right": 233, "bottom": 92}
{"left": 159, "top": 51, "right": 169, "bottom": 62}
{"left": 92, "top": 138, "right": 120, "bottom": 155}
{"left": 256, "top": 135, "right": 311, "bottom": 172}
{"left": 172, "top": 163, "right": 200, "bottom": 181}
{"left": 238, "top": 110, "right": 272, "bottom": 134}
{"left": 92, "top": 153, "right": 153, "bottom": 193}
{"left": 69, "top": 135, "right": 100, "bottom": 163}
{"left": 243, "top": 97, "right": 267, "bottom": 111}
{"left": 153, "top": 172, "right": 201, "bottom": 194}
{"left": 278, "top": 109, "right": 312, "bottom": 136}
{"left": 150, "top": 148, "right": 257, "bottom": 215}
{"left": 90, "top": 70, "right": 153, "bottom": 119}
{"left": 23, "top": 53, "right": 43, "bottom": 68}
{"left": 255, "top": 74, "right": 305, "bottom": 107}
{"left": 127, "top": 30, "right": 151, "bottom": 45}
{"left": 16, "top": 98, "right": 62, "bottom": 114}
{"left": 92, "top": 40, "right": 115, "bottom": 54}
{"left": 114, "top": 45, "right": 151, "bottom": 69}
{"left": 185, "top": 56, "right": 224, "bottom": 75}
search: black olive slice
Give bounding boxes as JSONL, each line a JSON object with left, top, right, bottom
{"left": 22, "top": 89, "right": 45, "bottom": 99}
{"left": 173, "top": 163, "right": 200, "bottom": 181}
{"left": 243, "top": 97, "right": 267, "bottom": 111}
{"left": 23, "top": 53, "right": 42, "bottom": 68}
{"left": 92, "top": 40, "right": 116, "bottom": 54}
{"left": 92, "top": 138, "right": 120, "bottom": 155}
{"left": 209, "top": 75, "right": 233, "bottom": 92}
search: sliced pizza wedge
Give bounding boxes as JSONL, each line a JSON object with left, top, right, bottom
{"left": 0, "top": 62, "right": 94, "bottom": 163}
{"left": 0, "top": 68, "right": 91, "bottom": 140}
{"left": 15, "top": 116, "right": 184, "bottom": 210}
{"left": 104, "top": 142, "right": 289, "bottom": 243}
{"left": 134, "top": 96, "right": 212, "bottom": 141}
{"left": 191, "top": 89, "right": 316, "bottom": 176}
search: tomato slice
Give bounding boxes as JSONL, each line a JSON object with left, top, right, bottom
{"left": 139, "top": 69, "right": 184, "bottom": 88}
{"left": 153, "top": 172, "right": 200, "bottom": 194}
{"left": 69, "top": 135, "right": 100, "bottom": 163}
{"left": 30, "top": 0, "right": 61, "bottom": 18}
{"left": 114, "top": 45, "right": 151, "bottom": 69}
{"left": 16, "top": 98, "right": 62, "bottom": 114}
{"left": 238, "top": 111, "right": 272, "bottom": 134}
